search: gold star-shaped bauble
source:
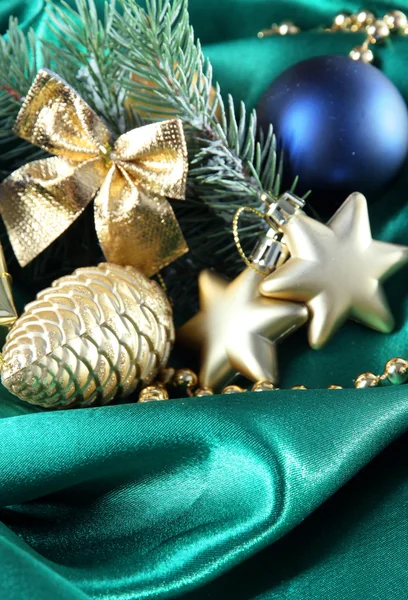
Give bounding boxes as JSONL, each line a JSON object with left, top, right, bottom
{"left": 260, "top": 192, "right": 408, "bottom": 349}
{"left": 177, "top": 267, "right": 308, "bottom": 390}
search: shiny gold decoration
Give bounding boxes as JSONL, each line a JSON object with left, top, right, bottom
{"left": 0, "top": 69, "right": 188, "bottom": 276}
{"left": 355, "top": 11, "right": 376, "bottom": 28}
{"left": 354, "top": 372, "right": 381, "bottom": 389}
{"left": 384, "top": 357, "right": 408, "bottom": 385}
{"left": 333, "top": 13, "right": 352, "bottom": 30}
{"left": 260, "top": 193, "right": 408, "bottom": 349}
{"left": 143, "top": 351, "right": 408, "bottom": 397}
{"left": 232, "top": 205, "right": 276, "bottom": 274}
{"left": 0, "top": 244, "right": 18, "bottom": 328}
{"left": 173, "top": 368, "right": 198, "bottom": 388}
{"left": 350, "top": 45, "right": 374, "bottom": 64}
{"left": 367, "top": 19, "right": 390, "bottom": 41}
{"left": 384, "top": 10, "right": 408, "bottom": 31}
{"left": 172, "top": 368, "right": 198, "bottom": 396}
{"left": 222, "top": 385, "right": 246, "bottom": 394}
{"left": 1, "top": 263, "right": 174, "bottom": 408}
{"left": 257, "top": 20, "right": 300, "bottom": 38}
{"left": 139, "top": 384, "right": 169, "bottom": 402}
{"left": 137, "top": 355, "right": 408, "bottom": 401}
{"left": 194, "top": 387, "right": 214, "bottom": 396}
{"left": 252, "top": 380, "right": 277, "bottom": 392}
{"left": 258, "top": 9, "right": 407, "bottom": 63}
{"left": 178, "top": 268, "right": 308, "bottom": 390}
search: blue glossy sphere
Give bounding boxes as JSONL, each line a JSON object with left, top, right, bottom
{"left": 257, "top": 55, "right": 408, "bottom": 213}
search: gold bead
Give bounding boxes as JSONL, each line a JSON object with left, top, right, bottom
{"left": 194, "top": 387, "right": 214, "bottom": 397}
{"left": 354, "top": 372, "right": 381, "bottom": 389}
{"left": 384, "top": 357, "right": 408, "bottom": 385}
{"left": 367, "top": 20, "right": 390, "bottom": 41}
{"left": 333, "top": 13, "right": 351, "bottom": 30}
{"left": 350, "top": 12, "right": 375, "bottom": 32}
{"left": 291, "top": 385, "right": 308, "bottom": 390}
{"left": 222, "top": 385, "right": 246, "bottom": 394}
{"left": 173, "top": 368, "right": 198, "bottom": 390}
{"left": 278, "top": 21, "right": 300, "bottom": 35}
{"left": 355, "top": 10, "right": 376, "bottom": 27}
{"left": 349, "top": 46, "right": 374, "bottom": 63}
{"left": 328, "top": 384, "right": 343, "bottom": 390}
{"left": 383, "top": 10, "right": 408, "bottom": 32}
{"left": 139, "top": 384, "right": 169, "bottom": 402}
{"left": 252, "top": 380, "right": 277, "bottom": 392}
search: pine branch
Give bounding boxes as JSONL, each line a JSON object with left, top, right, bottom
{"left": 45, "top": 0, "right": 134, "bottom": 134}
{"left": 0, "top": 0, "right": 293, "bottom": 317}
{"left": 0, "top": 19, "right": 50, "bottom": 176}
{"left": 111, "top": 0, "right": 284, "bottom": 250}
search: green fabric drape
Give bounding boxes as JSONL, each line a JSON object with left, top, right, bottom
{"left": 2, "top": 1, "right": 408, "bottom": 598}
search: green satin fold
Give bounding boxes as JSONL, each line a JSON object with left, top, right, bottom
{"left": 2, "top": 387, "right": 408, "bottom": 599}
{"left": 2, "top": 1, "right": 408, "bottom": 599}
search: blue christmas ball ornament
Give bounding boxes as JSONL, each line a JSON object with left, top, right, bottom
{"left": 257, "top": 55, "right": 408, "bottom": 213}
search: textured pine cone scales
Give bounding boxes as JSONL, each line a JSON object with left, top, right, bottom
{"left": 1, "top": 263, "right": 174, "bottom": 408}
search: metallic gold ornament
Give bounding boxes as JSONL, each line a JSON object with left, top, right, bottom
{"left": 384, "top": 10, "right": 408, "bottom": 31}
{"left": 384, "top": 357, "right": 408, "bottom": 385}
{"left": 291, "top": 385, "right": 308, "bottom": 390}
{"left": 252, "top": 380, "right": 277, "bottom": 392}
{"left": 367, "top": 20, "right": 390, "bottom": 41}
{"left": 173, "top": 368, "right": 198, "bottom": 389}
{"left": 349, "top": 45, "right": 374, "bottom": 63}
{"left": 0, "top": 244, "right": 18, "bottom": 328}
{"left": 261, "top": 193, "right": 408, "bottom": 349}
{"left": 328, "top": 384, "right": 343, "bottom": 390}
{"left": 354, "top": 372, "right": 381, "bottom": 388}
{"left": 139, "top": 384, "right": 169, "bottom": 402}
{"left": 1, "top": 263, "right": 174, "bottom": 408}
{"left": 355, "top": 11, "right": 376, "bottom": 27}
{"left": 177, "top": 268, "right": 308, "bottom": 391}
{"left": 0, "top": 69, "right": 188, "bottom": 276}
{"left": 194, "top": 387, "right": 214, "bottom": 397}
{"left": 222, "top": 385, "right": 246, "bottom": 394}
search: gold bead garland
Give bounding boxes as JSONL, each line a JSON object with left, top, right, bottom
{"left": 257, "top": 9, "right": 408, "bottom": 64}
{"left": 137, "top": 358, "right": 408, "bottom": 401}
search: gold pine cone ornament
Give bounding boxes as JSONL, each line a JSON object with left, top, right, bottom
{"left": 1, "top": 264, "right": 174, "bottom": 408}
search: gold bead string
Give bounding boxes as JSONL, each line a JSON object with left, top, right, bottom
{"left": 137, "top": 357, "right": 408, "bottom": 402}
{"left": 257, "top": 9, "right": 408, "bottom": 64}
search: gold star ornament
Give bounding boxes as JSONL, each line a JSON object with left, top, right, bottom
{"left": 177, "top": 267, "right": 308, "bottom": 391}
{"left": 260, "top": 192, "right": 408, "bottom": 349}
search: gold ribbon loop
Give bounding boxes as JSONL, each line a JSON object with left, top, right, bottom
{"left": 0, "top": 69, "right": 189, "bottom": 275}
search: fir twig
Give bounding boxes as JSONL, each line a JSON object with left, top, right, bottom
{"left": 45, "top": 0, "right": 133, "bottom": 134}
{"left": 0, "top": 0, "right": 292, "bottom": 313}
{"left": 0, "top": 18, "right": 50, "bottom": 176}
{"left": 111, "top": 0, "right": 283, "bottom": 252}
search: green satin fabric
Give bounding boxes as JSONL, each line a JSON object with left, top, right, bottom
{"left": 2, "top": 1, "right": 408, "bottom": 599}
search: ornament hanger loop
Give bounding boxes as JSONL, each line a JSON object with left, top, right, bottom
{"left": 232, "top": 205, "right": 268, "bottom": 274}
{"left": 232, "top": 203, "right": 290, "bottom": 275}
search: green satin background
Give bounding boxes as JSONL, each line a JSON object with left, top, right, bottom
{"left": 1, "top": 1, "right": 408, "bottom": 598}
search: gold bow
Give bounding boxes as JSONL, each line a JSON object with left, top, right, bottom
{"left": 0, "top": 69, "right": 189, "bottom": 276}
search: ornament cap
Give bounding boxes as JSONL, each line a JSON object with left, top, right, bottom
{"left": 265, "top": 191, "right": 305, "bottom": 228}
{"left": 251, "top": 229, "right": 288, "bottom": 274}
